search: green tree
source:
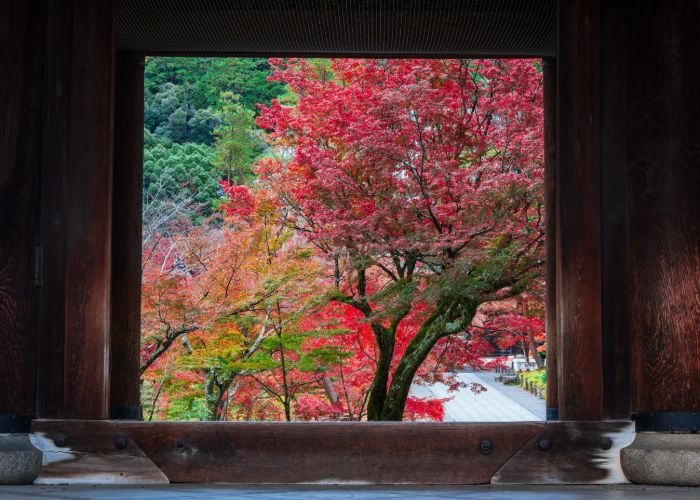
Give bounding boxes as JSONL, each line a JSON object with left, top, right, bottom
{"left": 143, "top": 142, "right": 222, "bottom": 219}
{"left": 213, "top": 92, "right": 257, "bottom": 184}
{"left": 144, "top": 57, "right": 285, "bottom": 115}
{"left": 195, "top": 58, "right": 286, "bottom": 113}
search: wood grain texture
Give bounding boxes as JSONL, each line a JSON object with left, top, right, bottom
{"left": 542, "top": 56, "right": 558, "bottom": 416}
{"left": 121, "top": 421, "right": 542, "bottom": 484}
{"left": 110, "top": 52, "right": 145, "bottom": 420}
{"left": 599, "top": 0, "right": 631, "bottom": 420}
{"left": 556, "top": 0, "right": 604, "bottom": 421}
{"left": 33, "top": 419, "right": 146, "bottom": 456}
{"left": 0, "top": 0, "right": 45, "bottom": 415}
{"left": 38, "top": 0, "right": 115, "bottom": 419}
{"left": 492, "top": 421, "right": 635, "bottom": 484}
{"left": 31, "top": 420, "right": 168, "bottom": 484}
{"left": 37, "top": 0, "right": 71, "bottom": 418}
{"left": 624, "top": 1, "right": 700, "bottom": 413}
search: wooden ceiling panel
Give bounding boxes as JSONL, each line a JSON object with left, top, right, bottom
{"left": 116, "top": 0, "right": 556, "bottom": 56}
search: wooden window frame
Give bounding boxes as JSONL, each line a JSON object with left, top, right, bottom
{"left": 5, "top": 0, "right": 660, "bottom": 485}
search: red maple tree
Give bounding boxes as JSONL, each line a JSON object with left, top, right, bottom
{"left": 140, "top": 58, "right": 545, "bottom": 421}
{"left": 253, "top": 58, "right": 545, "bottom": 420}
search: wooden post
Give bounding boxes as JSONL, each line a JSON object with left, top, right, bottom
{"left": 37, "top": 0, "right": 115, "bottom": 419}
{"left": 624, "top": 1, "right": 700, "bottom": 420}
{"left": 110, "top": 52, "right": 145, "bottom": 420}
{"left": 556, "top": 0, "right": 604, "bottom": 420}
{"left": 0, "top": 0, "right": 45, "bottom": 421}
{"left": 599, "top": 0, "right": 631, "bottom": 419}
{"left": 542, "top": 57, "right": 558, "bottom": 420}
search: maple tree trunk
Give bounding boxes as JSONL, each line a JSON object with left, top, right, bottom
{"left": 379, "top": 300, "right": 477, "bottom": 421}
{"left": 366, "top": 324, "right": 396, "bottom": 420}
{"left": 321, "top": 376, "right": 339, "bottom": 405}
{"left": 275, "top": 307, "right": 293, "bottom": 422}
{"left": 528, "top": 330, "right": 544, "bottom": 369}
{"left": 522, "top": 339, "right": 530, "bottom": 364}
{"left": 205, "top": 369, "right": 239, "bottom": 421}
{"left": 381, "top": 328, "right": 442, "bottom": 420}
{"left": 204, "top": 369, "right": 223, "bottom": 420}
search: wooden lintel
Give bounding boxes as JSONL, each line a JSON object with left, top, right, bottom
{"left": 492, "top": 421, "right": 634, "bottom": 484}
{"left": 30, "top": 420, "right": 639, "bottom": 485}
{"left": 33, "top": 420, "right": 543, "bottom": 485}
{"left": 30, "top": 420, "right": 168, "bottom": 485}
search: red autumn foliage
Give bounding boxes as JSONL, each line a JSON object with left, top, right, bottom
{"left": 141, "top": 58, "right": 545, "bottom": 421}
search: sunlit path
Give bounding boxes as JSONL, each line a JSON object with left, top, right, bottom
{"left": 411, "top": 373, "right": 543, "bottom": 422}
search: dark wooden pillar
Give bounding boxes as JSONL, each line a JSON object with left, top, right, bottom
{"left": 556, "top": 0, "right": 604, "bottom": 420}
{"left": 624, "top": 1, "right": 700, "bottom": 423}
{"left": 599, "top": 0, "right": 631, "bottom": 420}
{"left": 0, "top": 0, "right": 46, "bottom": 423}
{"left": 37, "top": 0, "right": 115, "bottom": 419}
{"left": 110, "top": 52, "right": 145, "bottom": 420}
{"left": 542, "top": 57, "right": 558, "bottom": 420}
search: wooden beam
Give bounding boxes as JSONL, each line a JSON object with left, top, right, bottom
{"left": 492, "top": 421, "right": 634, "bottom": 484}
{"left": 37, "top": 0, "right": 115, "bottom": 419}
{"left": 0, "top": 0, "right": 45, "bottom": 417}
{"left": 30, "top": 420, "right": 168, "bottom": 484}
{"left": 32, "top": 420, "right": 642, "bottom": 485}
{"left": 121, "top": 421, "right": 541, "bottom": 484}
{"left": 624, "top": 1, "right": 700, "bottom": 415}
{"left": 110, "top": 51, "right": 145, "bottom": 420}
{"left": 542, "top": 56, "right": 558, "bottom": 420}
{"left": 556, "top": 0, "right": 604, "bottom": 420}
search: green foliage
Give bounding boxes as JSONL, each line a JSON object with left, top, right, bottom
{"left": 193, "top": 58, "right": 286, "bottom": 113}
{"left": 145, "top": 82, "right": 220, "bottom": 145}
{"left": 186, "top": 108, "right": 221, "bottom": 144}
{"left": 142, "top": 56, "right": 287, "bottom": 225}
{"left": 143, "top": 142, "right": 222, "bottom": 217}
{"left": 164, "top": 388, "right": 207, "bottom": 421}
{"left": 518, "top": 369, "right": 546, "bottom": 398}
{"left": 143, "top": 56, "right": 280, "bottom": 150}
{"left": 213, "top": 92, "right": 257, "bottom": 184}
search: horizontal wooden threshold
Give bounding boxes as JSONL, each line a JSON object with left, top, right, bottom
{"left": 30, "top": 420, "right": 634, "bottom": 485}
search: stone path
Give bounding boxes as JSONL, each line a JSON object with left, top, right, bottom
{"left": 411, "top": 372, "right": 543, "bottom": 422}
{"left": 472, "top": 371, "right": 547, "bottom": 420}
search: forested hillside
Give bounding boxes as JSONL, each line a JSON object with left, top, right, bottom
{"left": 143, "top": 57, "right": 285, "bottom": 221}
{"left": 140, "top": 57, "right": 546, "bottom": 422}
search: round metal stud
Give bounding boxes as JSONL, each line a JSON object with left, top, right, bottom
{"left": 537, "top": 438, "right": 551, "bottom": 451}
{"left": 600, "top": 437, "right": 613, "bottom": 450}
{"left": 114, "top": 434, "right": 128, "bottom": 450}
{"left": 53, "top": 433, "right": 68, "bottom": 447}
{"left": 480, "top": 439, "right": 493, "bottom": 455}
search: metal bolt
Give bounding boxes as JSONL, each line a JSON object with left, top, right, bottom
{"left": 114, "top": 434, "right": 128, "bottom": 450}
{"left": 53, "top": 433, "right": 68, "bottom": 447}
{"left": 537, "top": 438, "right": 551, "bottom": 451}
{"left": 480, "top": 439, "right": 493, "bottom": 455}
{"left": 600, "top": 437, "right": 613, "bottom": 450}
{"left": 175, "top": 438, "right": 186, "bottom": 448}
